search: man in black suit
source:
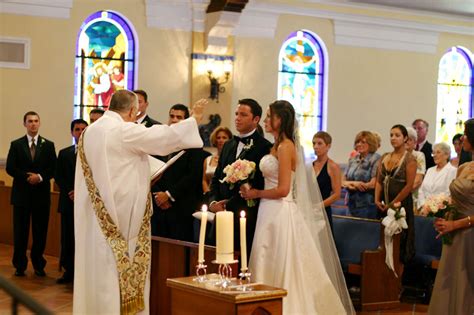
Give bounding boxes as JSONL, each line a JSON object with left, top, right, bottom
{"left": 89, "top": 108, "right": 104, "bottom": 124}
{"left": 6, "top": 111, "right": 57, "bottom": 277}
{"left": 54, "top": 119, "right": 88, "bottom": 284}
{"left": 151, "top": 104, "right": 209, "bottom": 241}
{"left": 209, "top": 99, "right": 272, "bottom": 253}
{"left": 134, "top": 90, "right": 161, "bottom": 126}
{"left": 412, "top": 119, "right": 435, "bottom": 169}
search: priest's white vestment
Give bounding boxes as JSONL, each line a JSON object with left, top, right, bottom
{"left": 73, "top": 110, "right": 203, "bottom": 314}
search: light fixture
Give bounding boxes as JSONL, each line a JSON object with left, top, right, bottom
{"left": 206, "top": 58, "right": 232, "bottom": 102}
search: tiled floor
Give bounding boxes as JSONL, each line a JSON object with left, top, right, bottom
{"left": 0, "top": 243, "right": 429, "bottom": 314}
{"left": 0, "top": 244, "right": 72, "bottom": 314}
{"left": 358, "top": 303, "right": 428, "bottom": 315}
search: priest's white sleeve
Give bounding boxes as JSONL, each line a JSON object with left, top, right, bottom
{"left": 122, "top": 117, "right": 203, "bottom": 156}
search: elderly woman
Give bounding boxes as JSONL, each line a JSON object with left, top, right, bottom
{"left": 202, "top": 126, "right": 232, "bottom": 193}
{"left": 406, "top": 127, "right": 426, "bottom": 210}
{"left": 342, "top": 131, "right": 381, "bottom": 218}
{"left": 418, "top": 142, "right": 457, "bottom": 207}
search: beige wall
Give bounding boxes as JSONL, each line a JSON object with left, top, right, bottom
{"left": 1, "top": 0, "right": 473, "bottom": 165}
{"left": 0, "top": 0, "right": 192, "bottom": 159}
{"left": 232, "top": 14, "right": 473, "bottom": 162}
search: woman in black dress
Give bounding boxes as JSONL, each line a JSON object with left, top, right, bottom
{"left": 312, "top": 131, "right": 341, "bottom": 231}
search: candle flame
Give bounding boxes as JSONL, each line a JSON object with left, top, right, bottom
{"left": 202, "top": 204, "right": 208, "bottom": 212}
{"left": 240, "top": 210, "right": 246, "bottom": 218}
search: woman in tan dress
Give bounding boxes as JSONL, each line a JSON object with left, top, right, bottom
{"left": 428, "top": 118, "right": 474, "bottom": 315}
{"left": 375, "top": 124, "right": 417, "bottom": 264}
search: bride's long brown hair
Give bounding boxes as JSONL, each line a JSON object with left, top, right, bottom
{"left": 269, "top": 100, "right": 295, "bottom": 149}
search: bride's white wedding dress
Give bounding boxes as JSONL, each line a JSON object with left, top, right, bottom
{"left": 249, "top": 154, "right": 351, "bottom": 315}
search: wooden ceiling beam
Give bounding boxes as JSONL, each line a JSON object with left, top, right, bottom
{"left": 207, "top": 0, "right": 249, "bottom": 13}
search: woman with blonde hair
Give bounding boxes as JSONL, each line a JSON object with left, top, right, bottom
{"left": 342, "top": 131, "right": 381, "bottom": 218}
{"left": 202, "top": 126, "right": 232, "bottom": 193}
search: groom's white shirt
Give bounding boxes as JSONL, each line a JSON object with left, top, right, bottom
{"left": 236, "top": 128, "right": 257, "bottom": 157}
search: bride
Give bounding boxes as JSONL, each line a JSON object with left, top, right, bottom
{"left": 241, "top": 100, "right": 354, "bottom": 315}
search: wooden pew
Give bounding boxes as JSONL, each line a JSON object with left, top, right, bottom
{"left": 0, "top": 183, "right": 61, "bottom": 257}
{"left": 333, "top": 215, "right": 402, "bottom": 311}
{"left": 149, "top": 236, "right": 239, "bottom": 315}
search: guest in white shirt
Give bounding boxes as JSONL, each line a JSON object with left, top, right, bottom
{"left": 418, "top": 142, "right": 457, "bottom": 207}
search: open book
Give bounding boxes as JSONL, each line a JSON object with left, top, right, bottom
{"left": 149, "top": 150, "right": 185, "bottom": 181}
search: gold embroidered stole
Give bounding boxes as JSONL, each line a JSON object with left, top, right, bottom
{"left": 77, "top": 131, "right": 151, "bottom": 315}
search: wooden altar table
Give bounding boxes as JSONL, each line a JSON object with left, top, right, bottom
{"left": 167, "top": 275, "right": 287, "bottom": 315}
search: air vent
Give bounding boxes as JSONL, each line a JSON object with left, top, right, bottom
{"left": 0, "top": 37, "right": 30, "bottom": 69}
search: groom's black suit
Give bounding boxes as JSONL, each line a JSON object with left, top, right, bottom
{"left": 209, "top": 131, "right": 272, "bottom": 253}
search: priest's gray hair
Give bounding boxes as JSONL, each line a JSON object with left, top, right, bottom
{"left": 109, "top": 90, "right": 138, "bottom": 113}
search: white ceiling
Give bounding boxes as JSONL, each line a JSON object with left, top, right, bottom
{"left": 323, "top": 0, "right": 474, "bottom": 18}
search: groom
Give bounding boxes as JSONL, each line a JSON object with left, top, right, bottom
{"left": 209, "top": 99, "right": 272, "bottom": 254}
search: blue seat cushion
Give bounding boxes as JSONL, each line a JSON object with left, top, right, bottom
{"left": 333, "top": 215, "right": 380, "bottom": 272}
{"left": 332, "top": 207, "right": 349, "bottom": 216}
{"left": 413, "top": 216, "right": 442, "bottom": 266}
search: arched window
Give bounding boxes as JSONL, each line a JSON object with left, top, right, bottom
{"left": 436, "top": 46, "right": 473, "bottom": 153}
{"left": 278, "top": 30, "right": 327, "bottom": 155}
{"left": 74, "top": 11, "right": 137, "bottom": 120}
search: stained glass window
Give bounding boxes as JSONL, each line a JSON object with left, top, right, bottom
{"left": 436, "top": 46, "right": 473, "bottom": 153}
{"left": 74, "top": 11, "right": 136, "bottom": 120}
{"left": 278, "top": 30, "right": 326, "bottom": 156}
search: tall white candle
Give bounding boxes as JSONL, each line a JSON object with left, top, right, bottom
{"left": 240, "top": 211, "right": 247, "bottom": 271}
{"left": 216, "top": 210, "right": 234, "bottom": 263}
{"left": 198, "top": 205, "right": 208, "bottom": 263}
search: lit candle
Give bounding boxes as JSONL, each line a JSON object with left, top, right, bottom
{"left": 216, "top": 210, "right": 234, "bottom": 263}
{"left": 198, "top": 205, "right": 208, "bottom": 263}
{"left": 240, "top": 211, "right": 247, "bottom": 271}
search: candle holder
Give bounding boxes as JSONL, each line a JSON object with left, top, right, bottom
{"left": 193, "top": 262, "right": 207, "bottom": 283}
{"left": 237, "top": 268, "right": 252, "bottom": 291}
{"left": 212, "top": 259, "right": 238, "bottom": 288}
{"left": 238, "top": 268, "right": 251, "bottom": 283}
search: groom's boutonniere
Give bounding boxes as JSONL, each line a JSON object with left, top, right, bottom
{"left": 141, "top": 121, "right": 147, "bottom": 126}
{"left": 40, "top": 138, "right": 45, "bottom": 145}
{"left": 242, "top": 139, "right": 254, "bottom": 151}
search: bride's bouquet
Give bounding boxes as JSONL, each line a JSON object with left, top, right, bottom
{"left": 220, "top": 159, "right": 256, "bottom": 207}
{"left": 420, "top": 193, "right": 457, "bottom": 245}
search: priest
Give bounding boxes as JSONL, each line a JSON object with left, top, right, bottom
{"left": 73, "top": 90, "right": 204, "bottom": 314}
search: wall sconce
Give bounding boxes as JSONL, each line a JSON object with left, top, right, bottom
{"left": 206, "top": 58, "right": 232, "bottom": 103}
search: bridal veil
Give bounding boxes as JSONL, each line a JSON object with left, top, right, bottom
{"left": 293, "top": 132, "right": 355, "bottom": 315}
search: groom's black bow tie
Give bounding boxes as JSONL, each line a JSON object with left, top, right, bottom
{"left": 234, "top": 135, "right": 252, "bottom": 144}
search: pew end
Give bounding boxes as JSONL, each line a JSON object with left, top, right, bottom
{"left": 357, "top": 230, "right": 402, "bottom": 311}
{"left": 333, "top": 215, "right": 402, "bottom": 311}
